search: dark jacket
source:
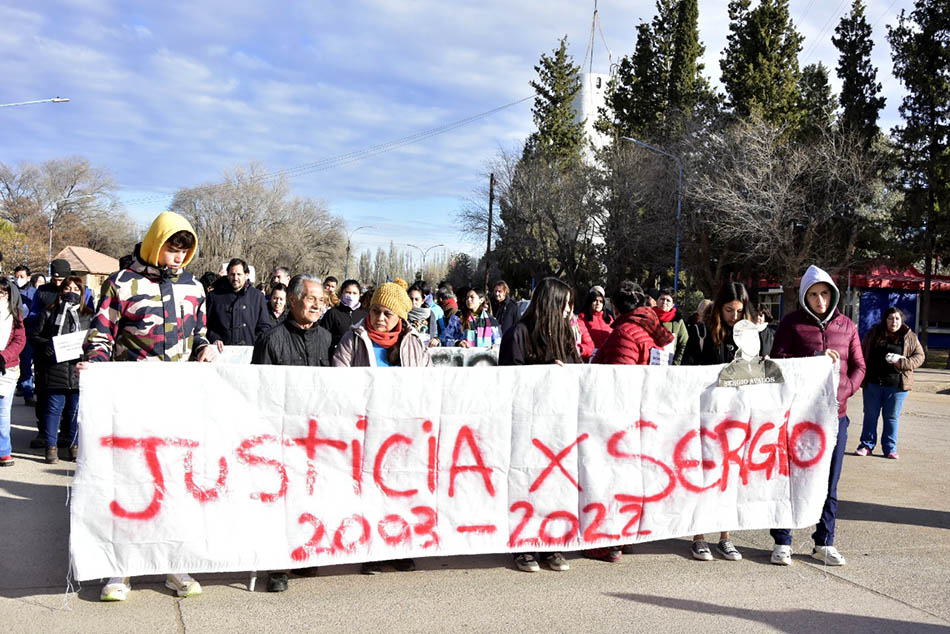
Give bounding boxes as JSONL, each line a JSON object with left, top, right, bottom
{"left": 771, "top": 265, "right": 866, "bottom": 417}
{"left": 499, "top": 322, "right": 580, "bottom": 366}
{"left": 206, "top": 280, "right": 274, "bottom": 346}
{"left": 30, "top": 303, "right": 93, "bottom": 390}
{"left": 860, "top": 323, "right": 925, "bottom": 392}
{"left": 27, "top": 282, "right": 94, "bottom": 333}
{"left": 593, "top": 308, "right": 674, "bottom": 366}
{"left": 320, "top": 304, "right": 368, "bottom": 357}
{"left": 251, "top": 319, "right": 332, "bottom": 367}
{"left": 491, "top": 297, "right": 520, "bottom": 337}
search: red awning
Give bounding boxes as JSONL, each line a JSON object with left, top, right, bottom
{"left": 850, "top": 264, "right": 950, "bottom": 292}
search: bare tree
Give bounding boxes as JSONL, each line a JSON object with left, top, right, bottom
{"left": 685, "top": 117, "right": 884, "bottom": 310}
{"left": 170, "top": 163, "right": 345, "bottom": 278}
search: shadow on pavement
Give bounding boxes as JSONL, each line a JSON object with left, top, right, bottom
{"left": 610, "top": 594, "right": 950, "bottom": 633}
{"left": 838, "top": 500, "right": 950, "bottom": 530}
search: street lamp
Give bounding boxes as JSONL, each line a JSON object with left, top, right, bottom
{"left": 621, "top": 136, "right": 683, "bottom": 296}
{"left": 406, "top": 243, "right": 444, "bottom": 276}
{"left": 344, "top": 225, "right": 374, "bottom": 280}
{"left": 0, "top": 97, "right": 70, "bottom": 108}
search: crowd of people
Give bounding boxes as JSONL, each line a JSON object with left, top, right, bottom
{"left": 0, "top": 210, "right": 927, "bottom": 601}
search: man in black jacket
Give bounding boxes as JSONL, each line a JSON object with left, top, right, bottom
{"left": 491, "top": 280, "right": 520, "bottom": 336}
{"left": 251, "top": 274, "right": 331, "bottom": 590}
{"left": 207, "top": 258, "right": 274, "bottom": 349}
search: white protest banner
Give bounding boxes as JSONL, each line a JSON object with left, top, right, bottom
{"left": 70, "top": 358, "right": 838, "bottom": 580}
{"left": 53, "top": 330, "right": 89, "bottom": 363}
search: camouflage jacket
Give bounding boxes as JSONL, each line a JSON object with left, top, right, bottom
{"left": 84, "top": 256, "right": 210, "bottom": 363}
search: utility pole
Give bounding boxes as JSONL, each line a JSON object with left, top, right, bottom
{"left": 483, "top": 172, "right": 494, "bottom": 292}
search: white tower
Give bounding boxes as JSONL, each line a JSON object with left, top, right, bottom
{"left": 572, "top": 72, "right": 610, "bottom": 157}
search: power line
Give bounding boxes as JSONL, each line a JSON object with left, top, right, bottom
{"left": 801, "top": 0, "right": 852, "bottom": 65}
{"left": 871, "top": 0, "right": 901, "bottom": 29}
{"left": 123, "top": 95, "right": 532, "bottom": 206}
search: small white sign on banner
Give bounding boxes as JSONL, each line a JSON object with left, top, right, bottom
{"left": 53, "top": 330, "right": 89, "bottom": 363}
{"left": 70, "top": 358, "right": 838, "bottom": 580}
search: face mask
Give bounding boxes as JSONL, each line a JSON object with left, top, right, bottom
{"left": 63, "top": 292, "right": 81, "bottom": 305}
{"left": 341, "top": 294, "right": 359, "bottom": 309}
{"left": 14, "top": 277, "right": 27, "bottom": 288}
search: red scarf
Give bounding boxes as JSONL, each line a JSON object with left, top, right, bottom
{"left": 443, "top": 298, "right": 458, "bottom": 311}
{"left": 653, "top": 306, "right": 676, "bottom": 323}
{"left": 366, "top": 320, "right": 402, "bottom": 348}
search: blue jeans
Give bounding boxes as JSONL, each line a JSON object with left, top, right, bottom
{"left": 17, "top": 341, "right": 34, "bottom": 399}
{"left": 771, "top": 415, "right": 849, "bottom": 547}
{"left": 860, "top": 383, "right": 907, "bottom": 455}
{"left": 0, "top": 381, "right": 15, "bottom": 458}
{"left": 44, "top": 390, "right": 79, "bottom": 448}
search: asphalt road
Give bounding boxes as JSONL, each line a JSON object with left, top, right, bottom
{"left": 1, "top": 370, "right": 948, "bottom": 634}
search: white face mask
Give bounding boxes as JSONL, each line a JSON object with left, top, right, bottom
{"left": 14, "top": 277, "right": 27, "bottom": 288}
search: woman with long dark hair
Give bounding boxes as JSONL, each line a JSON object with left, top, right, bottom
{"left": 500, "top": 278, "right": 579, "bottom": 572}
{"left": 0, "top": 277, "right": 26, "bottom": 466}
{"left": 577, "top": 286, "right": 613, "bottom": 351}
{"left": 441, "top": 287, "right": 501, "bottom": 348}
{"left": 856, "top": 306, "right": 924, "bottom": 459}
{"left": 682, "top": 281, "right": 758, "bottom": 562}
{"left": 31, "top": 276, "right": 94, "bottom": 463}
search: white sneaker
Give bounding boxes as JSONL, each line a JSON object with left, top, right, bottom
{"left": 100, "top": 577, "right": 131, "bottom": 601}
{"left": 165, "top": 573, "right": 203, "bottom": 597}
{"left": 771, "top": 545, "right": 792, "bottom": 565}
{"left": 811, "top": 545, "right": 846, "bottom": 566}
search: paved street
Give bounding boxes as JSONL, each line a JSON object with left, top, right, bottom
{"left": 1, "top": 370, "right": 948, "bottom": 634}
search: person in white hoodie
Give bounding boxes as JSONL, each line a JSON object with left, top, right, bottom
{"left": 767, "top": 265, "right": 866, "bottom": 566}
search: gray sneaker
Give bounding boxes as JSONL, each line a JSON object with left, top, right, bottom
{"left": 514, "top": 553, "right": 540, "bottom": 572}
{"left": 691, "top": 540, "right": 713, "bottom": 561}
{"left": 542, "top": 552, "right": 569, "bottom": 571}
{"left": 716, "top": 539, "right": 742, "bottom": 561}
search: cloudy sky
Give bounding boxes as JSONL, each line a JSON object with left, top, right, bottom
{"left": 1, "top": 0, "right": 913, "bottom": 259}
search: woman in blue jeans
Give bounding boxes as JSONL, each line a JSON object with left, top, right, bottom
{"left": 30, "top": 276, "right": 93, "bottom": 464}
{"left": 856, "top": 307, "right": 925, "bottom": 460}
{"left": 0, "top": 278, "right": 27, "bottom": 466}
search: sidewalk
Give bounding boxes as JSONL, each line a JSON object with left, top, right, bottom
{"left": 1, "top": 386, "right": 948, "bottom": 634}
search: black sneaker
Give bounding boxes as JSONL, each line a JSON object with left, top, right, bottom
{"left": 267, "top": 572, "right": 288, "bottom": 592}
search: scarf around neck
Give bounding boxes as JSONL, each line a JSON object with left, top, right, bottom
{"left": 653, "top": 306, "right": 676, "bottom": 323}
{"left": 366, "top": 319, "right": 402, "bottom": 349}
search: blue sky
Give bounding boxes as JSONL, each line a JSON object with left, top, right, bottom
{"left": 1, "top": 0, "right": 914, "bottom": 258}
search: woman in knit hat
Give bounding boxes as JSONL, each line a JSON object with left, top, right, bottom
{"left": 332, "top": 282, "right": 429, "bottom": 574}
{"left": 333, "top": 282, "right": 430, "bottom": 368}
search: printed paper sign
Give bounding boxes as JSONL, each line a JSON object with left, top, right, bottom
{"left": 53, "top": 330, "right": 89, "bottom": 363}
{"left": 70, "top": 359, "right": 838, "bottom": 580}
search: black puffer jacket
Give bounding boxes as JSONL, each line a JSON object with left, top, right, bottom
{"left": 491, "top": 297, "right": 521, "bottom": 336}
{"left": 206, "top": 280, "right": 274, "bottom": 346}
{"left": 31, "top": 303, "right": 92, "bottom": 391}
{"left": 251, "top": 319, "right": 332, "bottom": 366}
{"left": 319, "top": 304, "right": 367, "bottom": 357}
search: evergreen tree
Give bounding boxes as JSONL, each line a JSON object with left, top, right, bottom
{"left": 888, "top": 0, "right": 950, "bottom": 350}
{"left": 832, "top": 0, "right": 886, "bottom": 147}
{"left": 668, "top": 0, "right": 707, "bottom": 116}
{"left": 599, "top": 22, "right": 665, "bottom": 138}
{"left": 720, "top": 0, "right": 804, "bottom": 126}
{"left": 527, "top": 36, "right": 585, "bottom": 166}
{"left": 798, "top": 63, "right": 836, "bottom": 139}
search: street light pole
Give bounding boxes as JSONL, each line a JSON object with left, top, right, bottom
{"left": 621, "top": 136, "right": 683, "bottom": 296}
{"left": 0, "top": 97, "right": 70, "bottom": 108}
{"left": 344, "top": 225, "right": 374, "bottom": 280}
{"left": 406, "top": 243, "right": 444, "bottom": 278}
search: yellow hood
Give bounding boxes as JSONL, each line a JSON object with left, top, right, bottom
{"left": 140, "top": 211, "right": 198, "bottom": 269}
